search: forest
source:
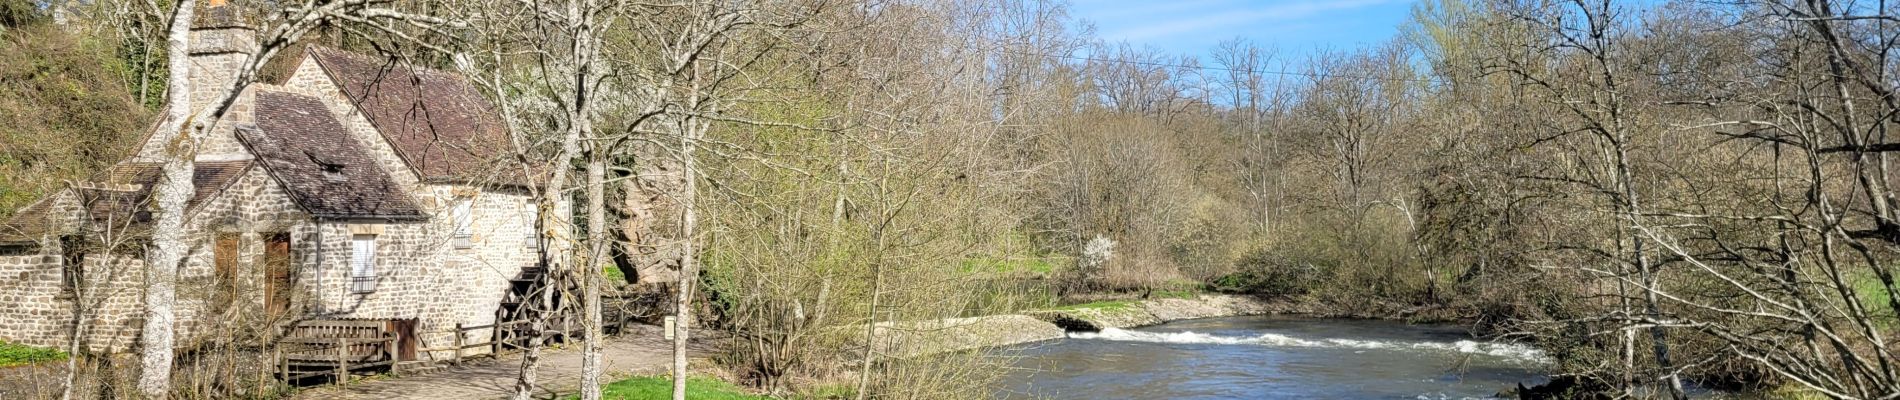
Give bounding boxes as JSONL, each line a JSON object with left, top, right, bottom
{"left": 2, "top": 0, "right": 1899, "bottom": 399}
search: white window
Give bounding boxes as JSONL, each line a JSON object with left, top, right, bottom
{"left": 523, "top": 198, "right": 540, "bottom": 249}
{"left": 350, "top": 234, "right": 377, "bottom": 293}
{"left": 451, "top": 197, "right": 474, "bottom": 249}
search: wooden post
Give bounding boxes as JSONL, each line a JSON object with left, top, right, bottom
{"left": 334, "top": 336, "right": 348, "bottom": 387}
{"left": 275, "top": 347, "right": 287, "bottom": 381}
{"left": 452, "top": 323, "right": 464, "bottom": 364}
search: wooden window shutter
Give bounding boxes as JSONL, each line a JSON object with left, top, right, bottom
{"left": 214, "top": 233, "right": 240, "bottom": 308}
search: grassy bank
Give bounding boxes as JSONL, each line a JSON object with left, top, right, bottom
{"left": 577, "top": 376, "right": 770, "bottom": 400}
{"left": 0, "top": 341, "right": 65, "bottom": 367}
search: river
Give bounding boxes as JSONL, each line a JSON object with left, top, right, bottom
{"left": 994, "top": 316, "right": 1552, "bottom": 399}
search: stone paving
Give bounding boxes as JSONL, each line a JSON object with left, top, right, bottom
{"left": 293, "top": 325, "right": 718, "bottom": 400}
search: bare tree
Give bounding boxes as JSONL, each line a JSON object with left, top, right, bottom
{"left": 136, "top": 0, "right": 197, "bottom": 395}
{"left": 565, "top": 0, "right": 611, "bottom": 398}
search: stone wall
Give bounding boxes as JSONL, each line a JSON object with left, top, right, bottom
{"left": 65, "top": 254, "right": 146, "bottom": 351}
{"left": 0, "top": 167, "right": 308, "bottom": 352}
{"left": 185, "top": 26, "right": 254, "bottom": 109}
{"left": 301, "top": 220, "right": 441, "bottom": 336}
{"left": 131, "top": 87, "right": 258, "bottom": 163}
{"left": 0, "top": 248, "right": 61, "bottom": 346}
{"left": 0, "top": 246, "right": 147, "bottom": 351}
{"left": 0, "top": 190, "right": 149, "bottom": 351}
{"left": 302, "top": 185, "right": 537, "bottom": 360}
{"left": 423, "top": 185, "right": 537, "bottom": 358}
{"left": 171, "top": 167, "right": 311, "bottom": 343}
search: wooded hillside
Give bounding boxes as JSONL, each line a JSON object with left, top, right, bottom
{"left": 0, "top": 0, "right": 153, "bottom": 217}
{"left": 8, "top": 0, "right": 1900, "bottom": 398}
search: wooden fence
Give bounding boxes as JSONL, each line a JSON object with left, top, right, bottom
{"left": 275, "top": 320, "right": 398, "bottom": 383}
{"left": 278, "top": 298, "right": 649, "bottom": 384}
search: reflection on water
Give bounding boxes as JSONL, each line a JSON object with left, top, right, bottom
{"left": 993, "top": 316, "right": 1551, "bottom": 399}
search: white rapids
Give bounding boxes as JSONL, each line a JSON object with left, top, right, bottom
{"left": 1067, "top": 328, "right": 1553, "bottom": 365}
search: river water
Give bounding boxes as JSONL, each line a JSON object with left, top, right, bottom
{"left": 994, "top": 316, "right": 1552, "bottom": 399}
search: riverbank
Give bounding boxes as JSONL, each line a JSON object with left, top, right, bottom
{"left": 869, "top": 294, "right": 1314, "bottom": 358}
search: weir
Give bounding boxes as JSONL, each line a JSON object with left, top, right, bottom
{"left": 996, "top": 316, "right": 1555, "bottom": 400}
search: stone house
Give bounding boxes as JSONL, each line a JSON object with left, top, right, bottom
{"left": 0, "top": 7, "right": 545, "bottom": 362}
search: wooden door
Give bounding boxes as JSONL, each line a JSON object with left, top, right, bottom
{"left": 386, "top": 319, "right": 419, "bottom": 361}
{"left": 264, "top": 233, "right": 292, "bottom": 317}
{"left": 213, "top": 233, "right": 239, "bottom": 309}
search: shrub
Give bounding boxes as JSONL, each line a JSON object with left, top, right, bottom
{"left": 1209, "top": 249, "right": 1317, "bottom": 297}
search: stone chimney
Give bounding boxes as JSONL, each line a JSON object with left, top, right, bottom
{"left": 129, "top": 0, "right": 257, "bottom": 162}
{"left": 186, "top": 0, "right": 256, "bottom": 108}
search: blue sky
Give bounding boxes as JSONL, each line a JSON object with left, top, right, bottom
{"left": 1070, "top": 0, "right": 1418, "bottom": 60}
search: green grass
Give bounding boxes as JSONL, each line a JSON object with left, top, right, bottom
{"left": 1856, "top": 276, "right": 1893, "bottom": 310}
{"left": 0, "top": 341, "right": 66, "bottom": 367}
{"left": 1852, "top": 274, "right": 1896, "bottom": 328}
{"left": 605, "top": 265, "right": 627, "bottom": 284}
{"left": 579, "top": 375, "right": 769, "bottom": 400}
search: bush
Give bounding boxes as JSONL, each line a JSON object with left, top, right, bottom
{"left": 1209, "top": 249, "right": 1317, "bottom": 297}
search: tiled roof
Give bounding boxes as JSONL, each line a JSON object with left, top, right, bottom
{"left": 0, "top": 199, "right": 58, "bottom": 244}
{"left": 86, "top": 161, "right": 251, "bottom": 209}
{"left": 306, "top": 47, "right": 521, "bottom": 185}
{"left": 240, "top": 90, "right": 425, "bottom": 219}
{"left": 0, "top": 161, "right": 252, "bottom": 243}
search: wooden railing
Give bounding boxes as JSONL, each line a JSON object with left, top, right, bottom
{"left": 416, "top": 320, "right": 532, "bottom": 362}
{"left": 418, "top": 313, "right": 587, "bottom": 364}
{"left": 276, "top": 320, "right": 397, "bottom": 383}
{"left": 278, "top": 297, "right": 649, "bottom": 384}
{"left": 276, "top": 336, "right": 397, "bottom": 381}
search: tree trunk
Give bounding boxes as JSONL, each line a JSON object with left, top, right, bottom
{"left": 61, "top": 249, "right": 87, "bottom": 400}
{"left": 574, "top": 0, "right": 606, "bottom": 397}
{"left": 514, "top": 0, "right": 597, "bottom": 395}
{"left": 581, "top": 139, "right": 606, "bottom": 400}
{"left": 138, "top": 0, "right": 196, "bottom": 396}
{"left": 1615, "top": 121, "right": 1685, "bottom": 400}
{"left": 854, "top": 247, "right": 885, "bottom": 400}
{"left": 672, "top": 117, "right": 701, "bottom": 400}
